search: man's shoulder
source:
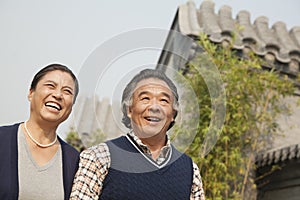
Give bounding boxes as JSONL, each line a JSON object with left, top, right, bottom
{"left": 79, "top": 142, "right": 111, "bottom": 169}
{"left": 83, "top": 142, "right": 110, "bottom": 159}
{"left": 80, "top": 136, "right": 128, "bottom": 165}
{"left": 106, "top": 135, "right": 127, "bottom": 144}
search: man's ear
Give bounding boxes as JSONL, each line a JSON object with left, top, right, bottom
{"left": 127, "top": 106, "right": 132, "bottom": 118}
{"left": 172, "top": 109, "right": 177, "bottom": 121}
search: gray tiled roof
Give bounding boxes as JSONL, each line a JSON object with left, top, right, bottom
{"left": 256, "top": 144, "right": 300, "bottom": 168}
{"left": 177, "top": 0, "right": 300, "bottom": 76}
{"left": 173, "top": 0, "right": 300, "bottom": 167}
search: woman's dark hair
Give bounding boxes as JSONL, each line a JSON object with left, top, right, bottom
{"left": 121, "top": 68, "right": 179, "bottom": 130}
{"left": 30, "top": 63, "right": 79, "bottom": 103}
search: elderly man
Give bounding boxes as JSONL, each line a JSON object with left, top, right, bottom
{"left": 70, "top": 68, "right": 205, "bottom": 200}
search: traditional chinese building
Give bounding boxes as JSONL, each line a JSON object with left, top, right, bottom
{"left": 157, "top": 1, "right": 300, "bottom": 199}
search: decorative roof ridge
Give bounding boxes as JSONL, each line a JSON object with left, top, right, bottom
{"left": 255, "top": 143, "right": 300, "bottom": 168}
{"left": 177, "top": 0, "right": 300, "bottom": 75}
{"left": 178, "top": 0, "right": 202, "bottom": 36}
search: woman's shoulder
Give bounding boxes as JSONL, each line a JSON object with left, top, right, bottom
{"left": 58, "top": 137, "right": 80, "bottom": 156}
{"left": 0, "top": 122, "right": 20, "bottom": 135}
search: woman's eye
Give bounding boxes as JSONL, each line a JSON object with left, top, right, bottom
{"left": 64, "top": 89, "right": 73, "bottom": 95}
{"left": 46, "top": 83, "right": 55, "bottom": 88}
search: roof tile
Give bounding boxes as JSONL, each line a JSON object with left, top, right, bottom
{"left": 177, "top": 0, "right": 300, "bottom": 74}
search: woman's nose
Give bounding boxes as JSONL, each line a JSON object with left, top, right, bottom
{"left": 53, "top": 90, "right": 63, "bottom": 99}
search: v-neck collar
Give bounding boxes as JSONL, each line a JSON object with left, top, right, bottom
{"left": 125, "top": 134, "right": 172, "bottom": 169}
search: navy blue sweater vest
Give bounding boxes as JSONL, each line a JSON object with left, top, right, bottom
{"left": 99, "top": 135, "right": 193, "bottom": 200}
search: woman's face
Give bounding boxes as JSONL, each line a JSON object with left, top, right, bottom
{"left": 28, "top": 70, "right": 76, "bottom": 125}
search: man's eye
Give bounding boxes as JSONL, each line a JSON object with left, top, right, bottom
{"left": 140, "top": 97, "right": 150, "bottom": 102}
{"left": 161, "top": 98, "right": 169, "bottom": 103}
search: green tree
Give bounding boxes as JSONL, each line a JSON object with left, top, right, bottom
{"left": 82, "top": 128, "right": 107, "bottom": 148}
{"left": 65, "top": 126, "right": 85, "bottom": 152}
{"left": 180, "top": 33, "right": 297, "bottom": 200}
{"left": 65, "top": 127, "right": 107, "bottom": 151}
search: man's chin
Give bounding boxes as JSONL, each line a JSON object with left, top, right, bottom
{"left": 136, "top": 129, "right": 165, "bottom": 139}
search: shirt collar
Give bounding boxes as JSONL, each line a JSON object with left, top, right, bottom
{"left": 127, "top": 130, "right": 171, "bottom": 164}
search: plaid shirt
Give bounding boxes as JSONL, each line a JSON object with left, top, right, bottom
{"left": 70, "top": 133, "right": 205, "bottom": 200}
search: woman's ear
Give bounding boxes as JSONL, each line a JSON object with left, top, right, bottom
{"left": 28, "top": 89, "right": 33, "bottom": 101}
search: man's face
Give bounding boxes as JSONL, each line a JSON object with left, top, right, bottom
{"left": 128, "top": 78, "right": 175, "bottom": 139}
{"left": 28, "top": 70, "right": 76, "bottom": 125}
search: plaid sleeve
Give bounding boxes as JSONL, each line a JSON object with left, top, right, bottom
{"left": 190, "top": 162, "right": 206, "bottom": 200}
{"left": 70, "top": 143, "right": 110, "bottom": 200}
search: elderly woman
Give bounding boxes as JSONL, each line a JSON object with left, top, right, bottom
{"left": 0, "top": 64, "right": 80, "bottom": 200}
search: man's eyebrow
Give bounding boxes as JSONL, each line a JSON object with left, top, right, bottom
{"left": 161, "top": 92, "right": 172, "bottom": 100}
{"left": 137, "top": 91, "right": 150, "bottom": 97}
{"left": 137, "top": 90, "right": 172, "bottom": 99}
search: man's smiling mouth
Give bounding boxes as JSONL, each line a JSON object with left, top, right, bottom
{"left": 145, "top": 117, "right": 161, "bottom": 122}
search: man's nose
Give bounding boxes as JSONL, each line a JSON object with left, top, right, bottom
{"left": 148, "top": 100, "right": 160, "bottom": 112}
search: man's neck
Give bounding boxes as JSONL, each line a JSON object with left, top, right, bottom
{"left": 137, "top": 132, "right": 167, "bottom": 159}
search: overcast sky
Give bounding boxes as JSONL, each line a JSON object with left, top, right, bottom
{"left": 1, "top": 0, "right": 299, "bottom": 137}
